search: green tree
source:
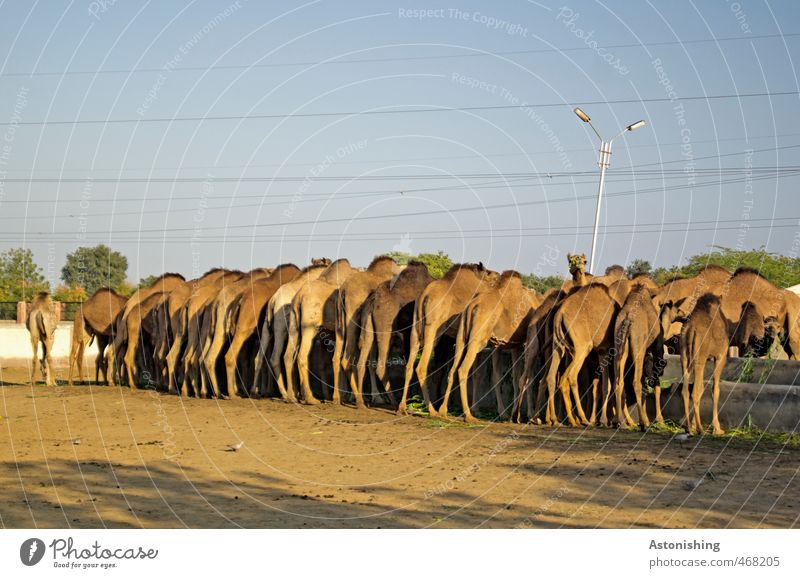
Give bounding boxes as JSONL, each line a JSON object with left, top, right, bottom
{"left": 626, "top": 259, "right": 652, "bottom": 278}
{"left": 138, "top": 275, "right": 159, "bottom": 289}
{"left": 383, "top": 250, "right": 454, "bottom": 279}
{"left": 0, "top": 248, "right": 49, "bottom": 301}
{"left": 522, "top": 274, "right": 564, "bottom": 293}
{"left": 61, "top": 245, "right": 128, "bottom": 296}
{"left": 680, "top": 246, "right": 800, "bottom": 288}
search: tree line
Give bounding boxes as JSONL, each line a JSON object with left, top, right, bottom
{"left": 1, "top": 244, "right": 799, "bottom": 304}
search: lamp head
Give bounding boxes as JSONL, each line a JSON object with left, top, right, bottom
{"left": 573, "top": 107, "right": 591, "bottom": 123}
{"left": 627, "top": 120, "right": 646, "bottom": 131}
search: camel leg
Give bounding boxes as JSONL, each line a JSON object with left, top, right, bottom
{"left": 589, "top": 373, "right": 600, "bottom": 426}
{"left": 414, "top": 338, "right": 437, "bottom": 416}
{"left": 654, "top": 384, "right": 664, "bottom": 423}
{"left": 29, "top": 335, "right": 39, "bottom": 386}
{"left": 632, "top": 352, "right": 649, "bottom": 430}
{"left": 681, "top": 358, "right": 693, "bottom": 434}
{"left": 331, "top": 327, "right": 345, "bottom": 404}
{"left": 691, "top": 361, "right": 706, "bottom": 436}
{"left": 224, "top": 332, "right": 249, "bottom": 399}
{"left": 165, "top": 335, "right": 183, "bottom": 394}
{"left": 296, "top": 327, "right": 320, "bottom": 405}
{"left": 203, "top": 323, "right": 227, "bottom": 400}
{"left": 397, "top": 328, "right": 421, "bottom": 414}
{"left": 491, "top": 348, "right": 507, "bottom": 419}
{"left": 614, "top": 343, "right": 629, "bottom": 428}
{"left": 514, "top": 346, "right": 536, "bottom": 423}
{"left": 445, "top": 339, "right": 483, "bottom": 421}
{"left": 543, "top": 347, "right": 563, "bottom": 426}
{"left": 251, "top": 325, "right": 271, "bottom": 397}
{"left": 711, "top": 358, "right": 725, "bottom": 436}
{"left": 570, "top": 352, "right": 592, "bottom": 426}
{"left": 124, "top": 324, "right": 140, "bottom": 389}
{"left": 270, "top": 326, "right": 292, "bottom": 401}
{"left": 355, "top": 321, "right": 374, "bottom": 406}
{"left": 68, "top": 336, "right": 79, "bottom": 385}
{"left": 44, "top": 333, "right": 56, "bottom": 386}
{"left": 440, "top": 319, "right": 468, "bottom": 417}
{"left": 470, "top": 359, "right": 485, "bottom": 416}
{"left": 510, "top": 348, "right": 521, "bottom": 420}
{"left": 282, "top": 324, "right": 300, "bottom": 403}
{"left": 599, "top": 366, "right": 614, "bottom": 427}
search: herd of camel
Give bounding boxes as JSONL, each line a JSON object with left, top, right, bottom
{"left": 22, "top": 253, "right": 799, "bottom": 436}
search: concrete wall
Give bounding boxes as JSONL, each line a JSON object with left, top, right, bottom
{"left": 0, "top": 321, "right": 99, "bottom": 368}
{"left": 655, "top": 354, "right": 800, "bottom": 433}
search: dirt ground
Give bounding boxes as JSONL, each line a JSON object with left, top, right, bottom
{"left": 1, "top": 366, "right": 798, "bottom": 529}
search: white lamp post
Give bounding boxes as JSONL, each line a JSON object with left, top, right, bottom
{"left": 574, "top": 107, "right": 645, "bottom": 274}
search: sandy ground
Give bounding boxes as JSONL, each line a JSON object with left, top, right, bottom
{"left": 1, "top": 366, "right": 798, "bottom": 529}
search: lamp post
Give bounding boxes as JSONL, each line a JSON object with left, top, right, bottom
{"left": 574, "top": 107, "right": 645, "bottom": 274}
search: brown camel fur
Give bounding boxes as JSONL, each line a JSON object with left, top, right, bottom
{"left": 561, "top": 253, "right": 591, "bottom": 291}
{"left": 613, "top": 284, "right": 665, "bottom": 430}
{"left": 680, "top": 294, "right": 729, "bottom": 436}
{"left": 118, "top": 291, "right": 169, "bottom": 388}
{"left": 220, "top": 264, "right": 302, "bottom": 399}
{"left": 257, "top": 262, "right": 331, "bottom": 400}
{"left": 181, "top": 270, "right": 246, "bottom": 396}
{"left": 68, "top": 287, "right": 128, "bottom": 385}
{"left": 335, "top": 256, "right": 402, "bottom": 407}
{"left": 654, "top": 274, "right": 727, "bottom": 341}
{"left": 285, "top": 259, "right": 356, "bottom": 404}
{"left": 545, "top": 282, "right": 623, "bottom": 426}
{"left": 630, "top": 273, "right": 659, "bottom": 292}
{"left": 112, "top": 273, "right": 185, "bottom": 377}
{"left": 442, "top": 271, "right": 542, "bottom": 422}
{"left": 353, "top": 261, "right": 434, "bottom": 406}
{"left": 198, "top": 267, "right": 274, "bottom": 398}
{"left": 730, "top": 300, "right": 781, "bottom": 357}
{"left": 720, "top": 268, "right": 799, "bottom": 359}
{"left": 514, "top": 288, "right": 570, "bottom": 423}
{"left": 26, "top": 292, "right": 58, "bottom": 386}
{"left": 163, "top": 268, "right": 230, "bottom": 393}
{"left": 397, "top": 263, "right": 499, "bottom": 416}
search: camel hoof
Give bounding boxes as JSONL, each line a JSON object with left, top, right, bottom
{"left": 464, "top": 415, "right": 479, "bottom": 425}
{"left": 714, "top": 428, "right": 725, "bottom": 436}
{"left": 302, "top": 397, "right": 321, "bottom": 406}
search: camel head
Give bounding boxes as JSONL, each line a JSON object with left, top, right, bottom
{"left": 567, "top": 253, "right": 587, "bottom": 275}
{"left": 311, "top": 257, "right": 332, "bottom": 267}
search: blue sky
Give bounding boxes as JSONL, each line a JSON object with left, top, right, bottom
{"left": 0, "top": 0, "right": 798, "bottom": 284}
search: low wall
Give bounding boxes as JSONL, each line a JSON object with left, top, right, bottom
{"left": 0, "top": 321, "right": 99, "bottom": 368}
{"left": 653, "top": 355, "right": 800, "bottom": 433}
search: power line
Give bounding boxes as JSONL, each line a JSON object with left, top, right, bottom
{"left": 2, "top": 91, "right": 798, "bottom": 127}
{"left": 6, "top": 169, "right": 798, "bottom": 236}
{"left": 5, "top": 131, "right": 799, "bottom": 174}
{"left": 2, "top": 32, "right": 797, "bottom": 78}
{"left": 5, "top": 223, "right": 797, "bottom": 244}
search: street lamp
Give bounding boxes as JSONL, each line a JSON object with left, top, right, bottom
{"left": 573, "top": 107, "right": 645, "bottom": 274}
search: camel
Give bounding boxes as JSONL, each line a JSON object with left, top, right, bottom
{"left": 111, "top": 273, "right": 185, "bottom": 382}
{"left": 68, "top": 287, "right": 128, "bottom": 385}
{"left": 284, "top": 259, "right": 356, "bottom": 404}
{"left": 117, "top": 291, "right": 169, "bottom": 388}
{"left": 219, "top": 264, "right": 302, "bottom": 398}
{"left": 441, "top": 270, "right": 542, "bottom": 422}
{"left": 198, "top": 267, "right": 274, "bottom": 398}
{"left": 163, "top": 268, "right": 231, "bottom": 393}
{"left": 561, "top": 253, "right": 591, "bottom": 290}
{"left": 719, "top": 268, "right": 800, "bottom": 359}
{"left": 739, "top": 301, "right": 785, "bottom": 357}
{"left": 613, "top": 284, "right": 665, "bottom": 430}
{"left": 181, "top": 270, "right": 246, "bottom": 396}
{"left": 514, "top": 288, "right": 570, "bottom": 423}
{"left": 335, "top": 256, "right": 402, "bottom": 407}
{"left": 256, "top": 261, "right": 331, "bottom": 400}
{"left": 26, "top": 292, "right": 58, "bottom": 386}
{"left": 352, "top": 261, "right": 434, "bottom": 406}
{"left": 680, "top": 293, "right": 729, "bottom": 436}
{"left": 397, "top": 263, "right": 499, "bottom": 416}
{"left": 544, "top": 281, "right": 625, "bottom": 426}
{"left": 629, "top": 273, "right": 659, "bottom": 292}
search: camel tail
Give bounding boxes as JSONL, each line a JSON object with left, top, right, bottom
{"left": 552, "top": 313, "right": 570, "bottom": 353}
{"left": 226, "top": 298, "right": 241, "bottom": 337}
{"left": 616, "top": 317, "right": 631, "bottom": 353}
